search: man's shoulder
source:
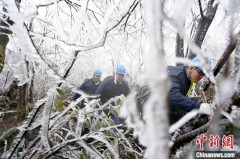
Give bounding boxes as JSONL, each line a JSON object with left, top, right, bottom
{"left": 122, "top": 80, "right": 129, "bottom": 86}
{"left": 167, "top": 65, "right": 185, "bottom": 77}
{"left": 83, "top": 78, "right": 92, "bottom": 83}
{"left": 102, "top": 76, "right": 114, "bottom": 83}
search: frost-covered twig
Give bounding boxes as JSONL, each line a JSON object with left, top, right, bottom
{"left": 108, "top": 0, "right": 139, "bottom": 32}
{"left": 40, "top": 90, "right": 55, "bottom": 151}
{"left": 84, "top": 95, "right": 125, "bottom": 115}
{"left": 174, "top": 121, "right": 211, "bottom": 147}
{"left": 169, "top": 110, "right": 199, "bottom": 134}
{"left": 64, "top": 0, "right": 140, "bottom": 79}
{"left": 36, "top": 0, "right": 63, "bottom": 9}
{"left": 89, "top": 133, "right": 119, "bottom": 159}
{"left": 35, "top": 135, "right": 88, "bottom": 159}
{"left": 6, "top": 98, "right": 45, "bottom": 159}
{"left": 20, "top": 112, "right": 76, "bottom": 158}
{"left": 0, "top": 110, "right": 17, "bottom": 117}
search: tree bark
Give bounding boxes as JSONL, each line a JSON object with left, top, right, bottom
{"left": 176, "top": 33, "right": 184, "bottom": 58}
{"left": 176, "top": 33, "right": 184, "bottom": 66}
{"left": 0, "top": 7, "right": 14, "bottom": 73}
{"left": 234, "top": 33, "right": 240, "bottom": 79}
{"left": 0, "top": 28, "right": 11, "bottom": 73}
{"left": 17, "top": 83, "right": 29, "bottom": 121}
{"left": 188, "top": 0, "right": 218, "bottom": 59}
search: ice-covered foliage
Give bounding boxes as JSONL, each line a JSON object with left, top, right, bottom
{"left": 1, "top": 93, "right": 144, "bottom": 158}
{"left": 1, "top": 0, "right": 240, "bottom": 159}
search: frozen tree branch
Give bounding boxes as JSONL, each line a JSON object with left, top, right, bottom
{"left": 202, "top": 32, "right": 238, "bottom": 91}
{"left": 188, "top": 0, "right": 218, "bottom": 59}
{"left": 213, "top": 33, "right": 238, "bottom": 76}
{"left": 7, "top": 99, "right": 46, "bottom": 159}
{"left": 169, "top": 110, "right": 199, "bottom": 134}
{"left": 198, "top": 0, "right": 204, "bottom": 19}
{"left": 36, "top": 0, "right": 63, "bottom": 9}
{"left": 174, "top": 121, "right": 211, "bottom": 146}
{"left": 176, "top": 33, "right": 184, "bottom": 59}
{"left": 40, "top": 90, "right": 55, "bottom": 151}
{"left": 143, "top": 0, "right": 170, "bottom": 159}
{"left": 62, "top": 0, "right": 140, "bottom": 81}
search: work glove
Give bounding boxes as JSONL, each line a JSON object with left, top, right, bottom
{"left": 199, "top": 103, "right": 214, "bottom": 116}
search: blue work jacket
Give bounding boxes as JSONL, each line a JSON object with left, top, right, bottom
{"left": 95, "top": 76, "right": 130, "bottom": 104}
{"left": 168, "top": 65, "right": 201, "bottom": 124}
{"left": 73, "top": 78, "right": 101, "bottom": 100}
{"left": 80, "top": 78, "right": 101, "bottom": 94}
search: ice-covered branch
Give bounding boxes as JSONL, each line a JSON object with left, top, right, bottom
{"left": 40, "top": 89, "right": 55, "bottom": 151}
{"left": 143, "top": 0, "right": 170, "bottom": 158}
{"left": 6, "top": 98, "right": 46, "bottom": 159}
{"left": 169, "top": 110, "right": 199, "bottom": 134}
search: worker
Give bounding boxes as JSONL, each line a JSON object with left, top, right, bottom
{"left": 73, "top": 69, "right": 102, "bottom": 108}
{"left": 168, "top": 56, "right": 214, "bottom": 124}
{"left": 96, "top": 65, "right": 130, "bottom": 124}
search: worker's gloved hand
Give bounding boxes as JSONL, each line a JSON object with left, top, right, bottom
{"left": 199, "top": 103, "right": 214, "bottom": 116}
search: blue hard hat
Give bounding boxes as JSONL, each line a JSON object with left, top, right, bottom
{"left": 192, "top": 56, "right": 211, "bottom": 72}
{"left": 93, "top": 69, "right": 102, "bottom": 76}
{"left": 116, "top": 65, "right": 126, "bottom": 75}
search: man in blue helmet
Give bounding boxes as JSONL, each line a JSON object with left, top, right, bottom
{"left": 73, "top": 69, "right": 102, "bottom": 107}
{"left": 168, "top": 56, "right": 214, "bottom": 124}
{"left": 96, "top": 65, "right": 130, "bottom": 124}
{"left": 79, "top": 69, "right": 102, "bottom": 94}
{"left": 96, "top": 65, "right": 130, "bottom": 104}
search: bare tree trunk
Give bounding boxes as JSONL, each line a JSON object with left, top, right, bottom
{"left": 16, "top": 60, "right": 35, "bottom": 121}
{"left": 234, "top": 33, "right": 240, "bottom": 79}
{"left": 0, "top": 28, "right": 11, "bottom": 73}
{"left": 0, "top": 6, "right": 14, "bottom": 73}
{"left": 176, "top": 33, "right": 184, "bottom": 58}
{"left": 176, "top": 33, "right": 184, "bottom": 66}
{"left": 188, "top": 0, "right": 218, "bottom": 59}
{"left": 29, "top": 67, "right": 35, "bottom": 104}
{"left": 0, "top": 34, "right": 8, "bottom": 73}
{"left": 17, "top": 83, "right": 29, "bottom": 121}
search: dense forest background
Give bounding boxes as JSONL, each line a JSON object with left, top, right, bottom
{"left": 0, "top": 0, "right": 240, "bottom": 158}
